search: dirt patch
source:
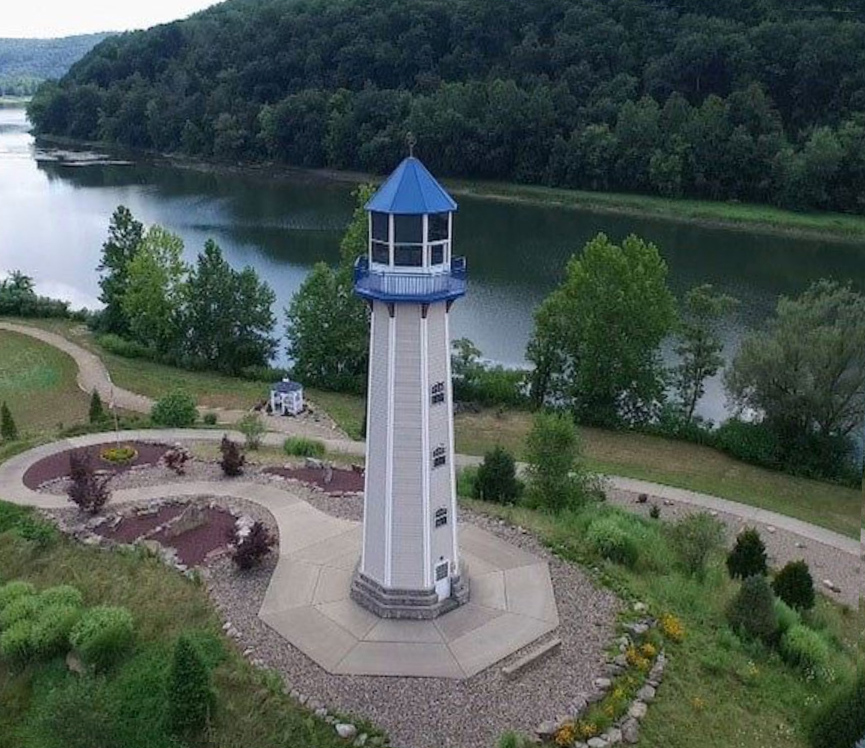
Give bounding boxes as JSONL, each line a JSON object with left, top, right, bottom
{"left": 23, "top": 441, "right": 170, "bottom": 489}
{"left": 150, "top": 508, "right": 237, "bottom": 567}
{"left": 264, "top": 465, "right": 363, "bottom": 494}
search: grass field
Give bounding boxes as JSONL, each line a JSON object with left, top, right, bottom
{"left": 0, "top": 330, "right": 89, "bottom": 436}
{"left": 447, "top": 179, "right": 865, "bottom": 240}
{"left": 4, "top": 318, "right": 859, "bottom": 539}
{"left": 0, "top": 507, "right": 359, "bottom": 748}
{"left": 464, "top": 498, "right": 863, "bottom": 748}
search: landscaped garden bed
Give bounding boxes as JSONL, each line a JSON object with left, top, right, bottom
{"left": 263, "top": 464, "right": 364, "bottom": 494}
{"left": 22, "top": 440, "right": 170, "bottom": 489}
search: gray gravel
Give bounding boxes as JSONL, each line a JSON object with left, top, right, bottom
{"left": 605, "top": 486, "right": 862, "bottom": 609}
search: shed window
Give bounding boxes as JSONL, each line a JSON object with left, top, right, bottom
{"left": 371, "top": 212, "right": 389, "bottom": 242}
{"left": 394, "top": 215, "right": 423, "bottom": 244}
{"left": 432, "top": 445, "right": 446, "bottom": 468}
{"left": 428, "top": 213, "right": 449, "bottom": 242}
{"left": 434, "top": 507, "right": 448, "bottom": 528}
{"left": 431, "top": 382, "right": 445, "bottom": 405}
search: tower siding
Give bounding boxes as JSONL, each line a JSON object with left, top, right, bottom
{"left": 390, "top": 304, "right": 425, "bottom": 589}
{"left": 362, "top": 300, "right": 390, "bottom": 584}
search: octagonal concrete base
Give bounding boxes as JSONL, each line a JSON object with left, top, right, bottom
{"left": 258, "top": 503, "right": 559, "bottom": 679}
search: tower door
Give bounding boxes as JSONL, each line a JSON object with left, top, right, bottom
{"left": 434, "top": 560, "right": 450, "bottom": 601}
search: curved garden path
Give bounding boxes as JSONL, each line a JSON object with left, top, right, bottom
{"left": 0, "top": 430, "right": 859, "bottom": 606}
{"left": 0, "top": 322, "right": 859, "bottom": 595}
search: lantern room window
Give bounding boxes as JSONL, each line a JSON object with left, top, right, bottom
{"left": 428, "top": 213, "right": 449, "bottom": 242}
{"left": 371, "top": 212, "right": 389, "bottom": 265}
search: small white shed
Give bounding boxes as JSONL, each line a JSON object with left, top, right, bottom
{"left": 270, "top": 379, "right": 304, "bottom": 416}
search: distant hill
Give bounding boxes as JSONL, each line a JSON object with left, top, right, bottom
{"left": 25, "top": 0, "right": 865, "bottom": 213}
{"left": 0, "top": 33, "right": 113, "bottom": 95}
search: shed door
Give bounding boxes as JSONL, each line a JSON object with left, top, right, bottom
{"left": 434, "top": 560, "right": 450, "bottom": 601}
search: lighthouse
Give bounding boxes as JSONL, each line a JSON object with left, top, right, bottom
{"left": 351, "top": 156, "right": 469, "bottom": 619}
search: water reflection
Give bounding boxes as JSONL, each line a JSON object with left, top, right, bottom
{"left": 2, "top": 104, "right": 864, "bottom": 423}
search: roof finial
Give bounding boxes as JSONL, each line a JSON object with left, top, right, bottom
{"left": 406, "top": 131, "right": 417, "bottom": 158}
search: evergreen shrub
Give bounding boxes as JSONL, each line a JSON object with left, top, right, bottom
{"left": 30, "top": 604, "right": 82, "bottom": 659}
{"left": 773, "top": 560, "right": 816, "bottom": 611}
{"left": 474, "top": 446, "right": 520, "bottom": 503}
{"left": 726, "top": 575, "right": 777, "bottom": 643}
{"left": 726, "top": 528, "right": 768, "bottom": 579}
{"left": 168, "top": 634, "right": 216, "bottom": 737}
{"left": 807, "top": 669, "right": 865, "bottom": 748}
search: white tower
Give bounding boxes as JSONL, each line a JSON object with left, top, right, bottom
{"left": 351, "top": 156, "right": 469, "bottom": 619}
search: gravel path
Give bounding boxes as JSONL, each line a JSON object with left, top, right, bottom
{"left": 605, "top": 486, "right": 861, "bottom": 609}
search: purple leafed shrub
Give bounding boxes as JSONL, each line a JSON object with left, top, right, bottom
{"left": 66, "top": 451, "right": 111, "bottom": 514}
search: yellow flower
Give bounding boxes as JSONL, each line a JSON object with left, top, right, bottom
{"left": 640, "top": 642, "right": 657, "bottom": 659}
{"left": 692, "top": 697, "right": 706, "bottom": 711}
{"left": 554, "top": 722, "right": 576, "bottom": 747}
{"left": 660, "top": 613, "right": 685, "bottom": 643}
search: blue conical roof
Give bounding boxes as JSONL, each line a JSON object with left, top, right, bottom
{"left": 365, "top": 157, "right": 457, "bottom": 215}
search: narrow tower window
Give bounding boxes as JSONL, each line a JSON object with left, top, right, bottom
{"left": 431, "top": 381, "right": 445, "bottom": 405}
{"left": 434, "top": 507, "right": 448, "bottom": 528}
{"left": 432, "top": 445, "right": 446, "bottom": 468}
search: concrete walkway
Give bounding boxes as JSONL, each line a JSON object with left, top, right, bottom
{"left": 1, "top": 437, "right": 558, "bottom": 679}
{"left": 1, "top": 321, "right": 858, "bottom": 557}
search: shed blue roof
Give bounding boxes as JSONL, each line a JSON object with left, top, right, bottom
{"left": 272, "top": 380, "right": 302, "bottom": 393}
{"left": 365, "top": 157, "right": 457, "bottom": 215}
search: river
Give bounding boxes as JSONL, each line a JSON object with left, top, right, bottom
{"left": 1, "top": 103, "right": 863, "bottom": 423}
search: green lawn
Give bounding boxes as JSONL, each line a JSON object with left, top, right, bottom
{"left": 454, "top": 409, "right": 861, "bottom": 539}
{"left": 463, "top": 498, "right": 863, "bottom": 748}
{"left": 0, "top": 508, "right": 366, "bottom": 748}
{"left": 0, "top": 330, "right": 89, "bottom": 436}
{"left": 447, "top": 178, "right": 865, "bottom": 240}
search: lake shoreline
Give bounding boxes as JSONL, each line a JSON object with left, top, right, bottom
{"left": 33, "top": 132, "right": 865, "bottom": 245}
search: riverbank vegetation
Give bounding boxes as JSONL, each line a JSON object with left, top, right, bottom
{"left": 28, "top": 0, "right": 865, "bottom": 215}
{"left": 0, "top": 503, "right": 354, "bottom": 748}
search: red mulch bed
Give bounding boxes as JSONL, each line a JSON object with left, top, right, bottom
{"left": 93, "top": 503, "right": 238, "bottom": 567}
{"left": 93, "top": 504, "right": 186, "bottom": 544}
{"left": 23, "top": 442, "right": 170, "bottom": 490}
{"left": 150, "top": 508, "right": 238, "bottom": 567}
{"left": 263, "top": 465, "right": 364, "bottom": 493}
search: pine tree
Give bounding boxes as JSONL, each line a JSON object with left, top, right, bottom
{"left": 167, "top": 634, "right": 215, "bottom": 737}
{"left": 726, "top": 528, "right": 768, "bottom": 579}
{"left": 89, "top": 390, "right": 106, "bottom": 424}
{"left": 1, "top": 402, "right": 18, "bottom": 441}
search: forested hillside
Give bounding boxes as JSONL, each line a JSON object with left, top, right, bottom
{"left": 0, "top": 34, "right": 112, "bottom": 95}
{"left": 27, "top": 0, "right": 865, "bottom": 212}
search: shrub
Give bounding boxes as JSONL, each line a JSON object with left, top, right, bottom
{"left": 669, "top": 512, "right": 725, "bottom": 579}
{"left": 202, "top": 412, "right": 218, "bottom": 425}
{"left": 0, "top": 594, "right": 41, "bottom": 630}
{"left": 773, "top": 560, "right": 815, "bottom": 611}
{"left": 150, "top": 391, "right": 198, "bottom": 427}
{"left": 15, "top": 515, "right": 58, "bottom": 547}
{"left": 1, "top": 401, "right": 18, "bottom": 441}
{"left": 96, "top": 333, "right": 154, "bottom": 359}
{"left": 89, "top": 390, "right": 106, "bottom": 423}
{"left": 69, "top": 606, "right": 134, "bottom": 669}
{"left": 0, "top": 619, "right": 34, "bottom": 662}
{"left": 524, "top": 411, "right": 591, "bottom": 512}
{"left": 713, "top": 419, "right": 780, "bottom": 468}
{"left": 100, "top": 445, "right": 137, "bottom": 464}
{"left": 780, "top": 624, "right": 831, "bottom": 675}
{"left": 283, "top": 436, "right": 325, "bottom": 457}
{"left": 726, "top": 528, "right": 768, "bottom": 580}
{"left": 807, "top": 670, "right": 865, "bottom": 748}
{"left": 219, "top": 436, "right": 245, "bottom": 476}
{"left": 726, "top": 575, "right": 777, "bottom": 643}
{"left": 0, "top": 580, "right": 36, "bottom": 612}
{"left": 230, "top": 521, "right": 276, "bottom": 570}
{"left": 473, "top": 446, "right": 520, "bottom": 503}
{"left": 30, "top": 604, "right": 82, "bottom": 659}
{"left": 168, "top": 634, "right": 216, "bottom": 736}
{"left": 649, "top": 504, "right": 661, "bottom": 519}
{"left": 238, "top": 412, "right": 265, "bottom": 450}
{"left": 163, "top": 444, "right": 191, "bottom": 474}
{"left": 40, "top": 585, "right": 84, "bottom": 609}
{"left": 586, "top": 517, "right": 639, "bottom": 568}
{"left": 774, "top": 598, "right": 802, "bottom": 635}
{"left": 67, "top": 451, "right": 112, "bottom": 514}
{"left": 0, "top": 502, "right": 32, "bottom": 534}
